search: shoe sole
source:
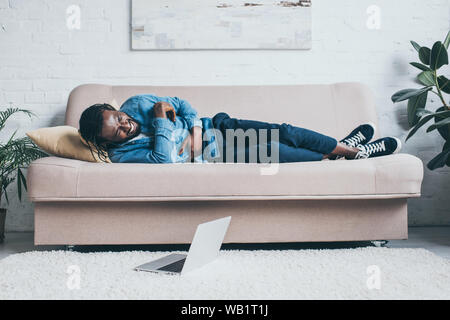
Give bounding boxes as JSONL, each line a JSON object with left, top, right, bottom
{"left": 392, "top": 137, "right": 402, "bottom": 154}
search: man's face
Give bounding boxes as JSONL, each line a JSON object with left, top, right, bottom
{"left": 100, "top": 110, "right": 142, "bottom": 143}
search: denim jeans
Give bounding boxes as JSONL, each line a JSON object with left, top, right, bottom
{"left": 211, "top": 112, "right": 338, "bottom": 163}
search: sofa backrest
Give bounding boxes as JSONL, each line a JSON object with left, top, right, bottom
{"left": 65, "top": 82, "right": 378, "bottom": 140}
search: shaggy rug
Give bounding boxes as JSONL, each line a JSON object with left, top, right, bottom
{"left": 0, "top": 247, "right": 449, "bottom": 300}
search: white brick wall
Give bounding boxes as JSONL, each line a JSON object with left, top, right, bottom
{"left": 0, "top": 0, "right": 449, "bottom": 231}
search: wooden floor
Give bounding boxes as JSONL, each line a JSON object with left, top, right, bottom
{"left": 1, "top": 226, "right": 450, "bottom": 260}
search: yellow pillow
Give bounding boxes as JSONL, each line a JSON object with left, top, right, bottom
{"left": 77, "top": 130, "right": 112, "bottom": 162}
{"left": 26, "top": 126, "right": 111, "bottom": 163}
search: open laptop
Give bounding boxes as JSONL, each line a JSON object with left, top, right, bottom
{"left": 134, "top": 216, "right": 231, "bottom": 275}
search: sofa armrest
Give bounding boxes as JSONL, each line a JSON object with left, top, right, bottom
{"left": 27, "top": 156, "right": 88, "bottom": 201}
{"left": 29, "top": 156, "right": 89, "bottom": 168}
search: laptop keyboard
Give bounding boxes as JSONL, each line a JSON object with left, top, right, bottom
{"left": 157, "top": 258, "right": 186, "bottom": 273}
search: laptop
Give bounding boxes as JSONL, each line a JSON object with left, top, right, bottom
{"left": 134, "top": 216, "right": 231, "bottom": 275}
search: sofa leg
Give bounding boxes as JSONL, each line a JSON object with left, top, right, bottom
{"left": 65, "top": 245, "right": 75, "bottom": 251}
{"left": 371, "top": 240, "right": 389, "bottom": 247}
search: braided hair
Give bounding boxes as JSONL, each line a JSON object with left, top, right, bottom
{"left": 79, "top": 103, "right": 116, "bottom": 162}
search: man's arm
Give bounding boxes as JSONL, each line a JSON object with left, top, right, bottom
{"left": 156, "top": 101, "right": 202, "bottom": 159}
{"left": 109, "top": 146, "right": 174, "bottom": 163}
{"left": 109, "top": 110, "right": 175, "bottom": 164}
{"left": 190, "top": 125, "right": 202, "bottom": 158}
{"left": 144, "top": 96, "right": 203, "bottom": 157}
{"left": 110, "top": 99, "right": 176, "bottom": 163}
{"left": 163, "top": 97, "right": 202, "bottom": 156}
{"left": 146, "top": 102, "right": 176, "bottom": 163}
{"left": 117, "top": 95, "right": 201, "bottom": 162}
{"left": 164, "top": 96, "right": 201, "bottom": 131}
{"left": 178, "top": 125, "right": 202, "bottom": 161}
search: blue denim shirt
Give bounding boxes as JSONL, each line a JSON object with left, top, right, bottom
{"left": 107, "top": 94, "right": 219, "bottom": 163}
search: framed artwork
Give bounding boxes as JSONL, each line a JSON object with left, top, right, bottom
{"left": 131, "top": 0, "right": 312, "bottom": 50}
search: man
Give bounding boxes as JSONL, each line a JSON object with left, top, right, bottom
{"left": 78, "top": 94, "right": 401, "bottom": 164}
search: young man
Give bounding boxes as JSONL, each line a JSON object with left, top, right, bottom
{"left": 78, "top": 94, "right": 401, "bottom": 164}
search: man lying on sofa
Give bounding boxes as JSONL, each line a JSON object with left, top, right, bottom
{"left": 78, "top": 94, "right": 401, "bottom": 164}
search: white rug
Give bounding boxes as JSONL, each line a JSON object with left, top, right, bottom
{"left": 0, "top": 247, "right": 449, "bottom": 300}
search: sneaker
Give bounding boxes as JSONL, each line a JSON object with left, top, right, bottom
{"left": 352, "top": 137, "right": 402, "bottom": 159}
{"left": 341, "top": 123, "right": 376, "bottom": 147}
{"left": 329, "top": 123, "right": 376, "bottom": 160}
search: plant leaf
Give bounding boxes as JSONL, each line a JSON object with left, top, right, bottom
{"left": 419, "top": 47, "right": 431, "bottom": 65}
{"left": 17, "top": 168, "right": 22, "bottom": 201}
{"left": 406, "top": 114, "right": 434, "bottom": 141}
{"left": 410, "top": 62, "right": 431, "bottom": 71}
{"left": 437, "top": 75, "right": 450, "bottom": 94}
{"left": 417, "top": 71, "right": 435, "bottom": 86}
{"left": 427, "top": 146, "right": 450, "bottom": 170}
{"left": 444, "top": 30, "right": 450, "bottom": 50}
{"left": 446, "top": 140, "right": 450, "bottom": 167}
{"left": 6, "top": 129, "right": 18, "bottom": 145}
{"left": 407, "top": 91, "right": 428, "bottom": 126}
{"left": 406, "top": 109, "right": 450, "bottom": 141}
{"left": 434, "top": 106, "right": 449, "bottom": 141}
{"left": 426, "top": 117, "right": 450, "bottom": 132}
{"left": 3, "top": 188, "right": 9, "bottom": 206}
{"left": 16, "top": 168, "right": 27, "bottom": 202}
{"left": 415, "top": 108, "right": 433, "bottom": 117}
{"left": 18, "top": 168, "right": 27, "bottom": 191}
{"left": 0, "top": 177, "right": 13, "bottom": 206}
{"left": 430, "top": 41, "right": 449, "bottom": 70}
{"left": 391, "top": 87, "right": 432, "bottom": 103}
{"left": 0, "top": 108, "right": 36, "bottom": 131}
{"left": 0, "top": 106, "right": 47, "bottom": 206}
{"left": 411, "top": 41, "right": 421, "bottom": 52}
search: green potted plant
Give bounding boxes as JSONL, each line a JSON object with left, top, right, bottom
{"left": 391, "top": 31, "right": 450, "bottom": 170}
{"left": 0, "top": 107, "right": 48, "bottom": 242}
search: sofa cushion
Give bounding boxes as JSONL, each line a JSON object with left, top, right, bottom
{"left": 65, "top": 83, "right": 379, "bottom": 142}
{"left": 27, "top": 154, "right": 423, "bottom": 201}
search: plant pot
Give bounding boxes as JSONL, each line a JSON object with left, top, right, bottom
{"left": 0, "top": 208, "right": 6, "bottom": 243}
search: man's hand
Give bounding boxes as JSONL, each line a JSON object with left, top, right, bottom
{"left": 153, "top": 101, "right": 176, "bottom": 122}
{"left": 178, "top": 126, "right": 202, "bottom": 160}
{"left": 190, "top": 126, "right": 202, "bottom": 158}
{"left": 178, "top": 135, "right": 191, "bottom": 156}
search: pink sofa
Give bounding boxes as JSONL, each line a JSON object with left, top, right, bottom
{"left": 27, "top": 83, "right": 424, "bottom": 245}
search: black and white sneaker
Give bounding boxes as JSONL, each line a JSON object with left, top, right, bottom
{"left": 352, "top": 137, "right": 402, "bottom": 159}
{"left": 341, "top": 123, "right": 376, "bottom": 147}
{"left": 330, "top": 123, "right": 376, "bottom": 160}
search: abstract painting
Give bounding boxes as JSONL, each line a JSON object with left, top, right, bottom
{"left": 131, "top": 0, "right": 312, "bottom": 50}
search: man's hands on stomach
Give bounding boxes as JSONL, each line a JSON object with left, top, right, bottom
{"left": 190, "top": 126, "right": 202, "bottom": 158}
{"left": 153, "top": 101, "right": 176, "bottom": 122}
{"left": 178, "top": 126, "right": 202, "bottom": 161}
{"left": 153, "top": 101, "right": 201, "bottom": 161}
